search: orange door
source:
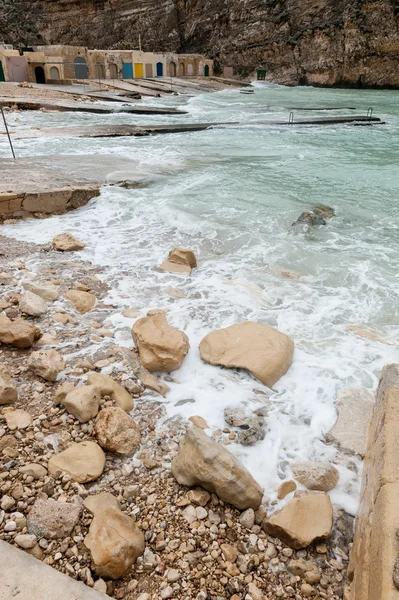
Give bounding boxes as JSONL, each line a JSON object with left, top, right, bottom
{"left": 134, "top": 63, "right": 144, "bottom": 78}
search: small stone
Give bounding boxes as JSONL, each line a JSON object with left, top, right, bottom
{"left": 19, "top": 463, "right": 47, "bottom": 480}
{"left": 189, "top": 415, "right": 209, "bottom": 429}
{"left": 15, "top": 534, "right": 37, "bottom": 549}
{"left": 0, "top": 314, "right": 41, "bottom": 349}
{"left": 19, "top": 291, "right": 48, "bottom": 318}
{"left": 239, "top": 508, "right": 255, "bottom": 529}
{"left": 48, "top": 441, "right": 105, "bottom": 483}
{"left": 0, "top": 369, "right": 18, "bottom": 405}
{"left": 4, "top": 520, "right": 16, "bottom": 531}
{"left": 27, "top": 349, "right": 65, "bottom": 382}
{"left": 61, "top": 385, "right": 101, "bottom": 423}
{"left": 22, "top": 280, "right": 59, "bottom": 302}
{"left": 221, "top": 543, "right": 238, "bottom": 563}
{"left": 166, "top": 569, "right": 181, "bottom": 583}
{"left": 52, "top": 233, "right": 85, "bottom": 252}
{"left": 93, "top": 579, "right": 107, "bottom": 593}
{"left": 277, "top": 480, "right": 297, "bottom": 500}
{"left": 196, "top": 506, "right": 207, "bottom": 520}
{"left": 187, "top": 489, "right": 211, "bottom": 506}
{"left": 65, "top": 290, "right": 96, "bottom": 314}
{"left": 4, "top": 409, "right": 31, "bottom": 430}
{"left": 292, "top": 461, "right": 339, "bottom": 492}
{"left": 300, "top": 583, "right": 316, "bottom": 597}
{"left": 94, "top": 407, "right": 140, "bottom": 456}
{"left": 160, "top": 586, "right": 173, "bottom": 599}
{"left": 28, "top": 497, "right": 83, "bottom": 539}
{"left": 182, "top": 505, "right": 197, "bottom": 524}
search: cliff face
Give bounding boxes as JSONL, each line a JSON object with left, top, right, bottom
{"left": 3, "top": 0, "right": 399, "bottom": 87}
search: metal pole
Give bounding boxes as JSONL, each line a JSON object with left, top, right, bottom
{"left": 1, "top": 107, "right": 15, "bottom": 160}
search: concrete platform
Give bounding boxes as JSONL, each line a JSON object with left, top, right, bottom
{"left": 0, "top": 540, "right": 107, "bottom": 600}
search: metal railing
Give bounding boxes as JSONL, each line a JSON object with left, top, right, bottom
{"left": 1, "top": 106, "right": 15, "bottom": 159}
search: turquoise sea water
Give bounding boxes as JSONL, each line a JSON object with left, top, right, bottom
{"left": 2, "top": 83, "right": 399, "bottom": 513}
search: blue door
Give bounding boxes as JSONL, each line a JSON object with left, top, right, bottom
{"left": 156, "top": 62, "right": 163, "bottom": 77}
{"left": 122, "top": 62, "right": 133, "bottom": 79}
{"left": 74, "top": 57, "right": 88, "bottom": 79}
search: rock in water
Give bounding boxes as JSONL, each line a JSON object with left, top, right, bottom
{"left": 22, "top": 280, "right": 59, "bottom": 302}
{"left": 0, "top": 315, "right": 41, "bottom": 349}
{"left": 172, "top": 427, "right": 263, "bottom": 510}
{"left": 87, "top": 372, "right": 133, "bottom": 412}
{"left": 27, "top": 349, "right": 65, "bottom": 382}
{"left": 326, "top": 388, "right": 374, "bottom": 457}
{"left": 28, "top": 497, "right": 82, "bottom": 539}
{"left": 292, "top": 212, "right": 327, "bottom": 229}
{"left": 65, "top": 290, "right": 96, "bottom": 314}
{"left": 132, "top": 312, "right": 189, "bottom": 372}
{"left": 84, "top": 492, "right": 145, "bottom": 579}
{"left": 0, "top": 369, "right": 18, "bottom": 405}
{"left": 199, "top": 321, "right": 294, "bottom": 387}
{"left": 52, "top": 233, "right": 85, "bottom": 251}
{"left": 312, "top": 204, "right": 335, "bottom": 219}
{"left": 48, "top": 441, "right": 105, "bottom": 483}
{"left": 94, "top": 407, "right": 141, "bottom": 456}
{"left": 159, "top": 248, "right": 197, "bottom": 274}
{"left": 292, "top": 461, "right": 339, "bottom": 492}
{"left": 263, "top": 491, "right": 333, "bottom": 549}
{"left": 19, "top": 290, "right": 48, "bottom": 317}
{"left": 61, "top": 385, "right": 101, "bottom": 423}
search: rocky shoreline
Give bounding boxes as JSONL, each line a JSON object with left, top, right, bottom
{"left": 0, "top": 231, "right": 354, "bottom": 600}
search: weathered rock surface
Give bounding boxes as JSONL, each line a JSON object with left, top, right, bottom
{"left": 61, "top": 384, "right": 101, "bottom": 423}
{"left": 3, "top": 408, "right": 31, "bottom": 430}
{"left": 326, "top": 388, "right": 374, "bottom": 457}
{"left": 263, "top": 491, "right": 333, "bottom": 549}
{"left": 172, "top": 427, "right": 263, "bottom": 510}
{"left": 52, "top": 232, "right": 85, "bottom": 251}
{"left": 200, "top": 321, "right": 294, "bottom": 387}
{"left": 48, "top": 441, "right": 106, "bottom": 483}
{"left": 0, "top": 314, "right": 41, "bottom": 349}
{"left": 292, "top": 211, "right": 327, "bottom": 229}
{"left": 293, "top": 461, "right": 339, "bottom": 492}
{"left": 132, "top": 312, "right": 189, "bottom": 372}
{"left": 87, "top": 372, "right": 133, "bottom": 412}
{"left": 159, "top": 260, "right": 191, "bottom": 274}
{"left": 19, "top": 463, "right": 47, "bottom": 479}
{"left": 160, "top": 248, "right": 197, "bottom": 274}
{"left": 19, "top": 290, "right": 48, "bottom": 317}
{"left": 94, "top": 407, "right": 141, "bottom": 456}
{"left": 84, "top": 492, "right": 145, "bottom": 579}
{"left": 22, "top": 279, "right": 59, "bottom": 302}
{"left": 27, "top": 349, "right": 65, "bottom": 381}
{"left": 65, "top": 289, "right": 96, "bottom": 313}
{"left": 28, "top": 497, "right": 83, "bottom": 539}
{"left": 0, "top": 368, "right": 18, "bottom": 404}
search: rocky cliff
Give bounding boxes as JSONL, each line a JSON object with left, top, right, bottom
{"left": 2, "top": 0, "right": 399, "bottom": 87}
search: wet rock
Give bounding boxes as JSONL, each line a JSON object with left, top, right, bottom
{"left": 28, "top": 497, "right": 83, "bottom": 539}
{"left": 22, "top": 280, "right": 59, "bottom": 302}
{"left": 278, "top": 480, "right": 297, "bottom": 499}
{"left": 236, "top": 417, "right": 265, "bottom": 446}
{"left": 0, "top": 368, "right": 18, "bottom": 405}
{"left": 312, "top": 204, "right": 335, "bottom": 219}
{"left": 27, "top": 349, "right": 65, "bottom": 382}
{"left": 87, "top": 372, "right": 133, "bottom": 412}
{"left": 189, "top": 415, "right": 209, "bottom": 429}
{"left": 94, "top": 407, "right": 141, "bottom": 456}
{"left": 0, "top": 314, "right": 41, "bottom": 349}
{"left": 292, "top": 461, "right": 339, "bottom": 492}
{"left": 132, "top": 312, "right": 189, "bottom": 372}
{"left": 263, "top": 491, "right": 333, "bottom": 549}
{"left": 19, "top": 290, "right": 48, "bottom": 317}
{"left": 84, "top": 492, "right": 145, "bottom": 579}
{"left": 292, "top": 211, "right": 327, "bottom": 229}
{"left": 160, "top": 248, "right": 197, "bottom": 274}
{"left": 65, "top": 290, "right": 96, "bottom": 314}
{"left": 52, "top": 232, "right": 85, "bottom": 251}
{"left": 326, "top": 388, "right": 374, "bottom": 457}
{"left": 200, "top": 322, "right": 294, "bottom": 387}
{"left": 172, "top": 427, "right": 263, "bottom": 510}
{"left": 3, "top": 408, "right": 31, "bottom": 430}
{"left": 61, "top": 384, "right": 101, "bottom": 423}
{"left": 48, "top": 440, "right": 105, "bottom": 483}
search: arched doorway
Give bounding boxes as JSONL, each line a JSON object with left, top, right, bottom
{"left": 109, "top": 63, "right": 118, "bottom": 79}
{"left": 156, "top": 62, "right": 163, "bottom": 77}
{"left": 50, "top": 66, "right": 60, "bottom": 80}
{"left": 74, "top": 57, "right": 88, "bottom": 79}
{"left": 204, "top": 64, "right": 210, "bottom": 77}
{"left": 95, "top": 63, "right": 105, "bottom": 79}
{"left": 0, "top": 61, "right": 4, "bottom": 82}
{"left": 179, "top": 62, "right": 185, "bottom": 77}
{"left": 169, "top": 62, "right": 176, "bottom": 77}
{"left": 35, "top": 66, "right": 46, "bottom": 84}
{"left": 187, "top": 63, "right": 194, "bottom": 76}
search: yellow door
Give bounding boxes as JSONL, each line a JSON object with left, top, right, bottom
{"left": 134, "top": 63, "right": 144, "bottom": 78}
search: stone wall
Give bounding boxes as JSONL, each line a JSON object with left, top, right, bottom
{"left": 348, "top": 364, "right": 399, "bottom": 600}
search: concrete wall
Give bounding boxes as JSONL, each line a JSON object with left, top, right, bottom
{"left": 348, "top": 364, "right": 399, "bottom": 600}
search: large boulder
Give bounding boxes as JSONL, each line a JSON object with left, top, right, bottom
{"left": 48, "top": 441, "right": 105, "bottom": 483}
{"left": 199, "top": 322, "right": 294, "bottom": 387}
{"left": 84, "top": 493, "right": 145, "bottom": 579}
{"left": 61, "top": 385, "right": 101, "bottom": 423}
{"left": 19, "top": 290, "right": 48, "bottom": 317}
{"left": 65, "top": 290, "right": 96, "bottom": 314}
{"left": 263, "top": 491, "right": 333, "bottom": 549}
{"left": 326, "top": 388, "right": 374, "bottom": 457}
{"left": 0, "top": 368, "right": 18, "bottom": 405}
{"left": 292, "top": 461, "right": 339, "bottom": 492}
{"left": 94, "top": 407, "right": 140, "bottom": 456}
{"left": 0, "top": 315, "right": 41, "bottom": 349}
{"left": 132, "top": 312, "right": 189, "bottom": 372}
{"left": 172, "top": 427, "right": 263, "bottom": 510}
{"left": 87, "top": 372, "right": 133, "bottom": 412}
{"left": 159, "top": 248, "right": 197, "bottom": 274}
{"left": 52, "top": 233, "right": 85, "bottom": 252}
{"left": 28, "top": 497, "right": 82, "bottom": 539}
{"left": 27, "top": 349, "right": 65, "bottom": 382}
{"left": 22, "top": 280, "right": 59, "bottom": 302}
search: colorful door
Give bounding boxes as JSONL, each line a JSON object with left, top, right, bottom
{"left": 134, "top": 63, "right": 144, "bottom": 78}
{"left": 156, "top": 62, "right": 163, "bottom": 76}
{"left": 0, "top": 61, "right": 4, "bottom": 82}
{"left": 122, "top": 62, "right": 133, "bottom": 79}
{"left": 145, "top": 63, "right": 153, "bottom": 77}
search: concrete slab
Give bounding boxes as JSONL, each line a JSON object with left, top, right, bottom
{"left": 0, "top": 540, "right": 107, "bottom": 600}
